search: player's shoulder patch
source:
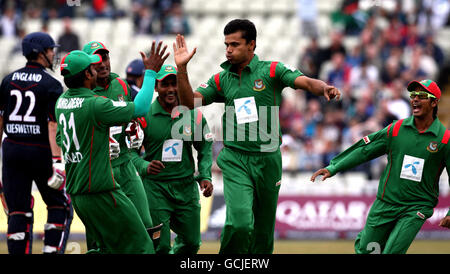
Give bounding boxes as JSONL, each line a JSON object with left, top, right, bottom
{"left": 363, "top": 135, "right": 371, "bottom": 144}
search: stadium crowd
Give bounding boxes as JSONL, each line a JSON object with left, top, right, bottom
{"left": 1, "top": 0, "right": 449, "bottom": 181}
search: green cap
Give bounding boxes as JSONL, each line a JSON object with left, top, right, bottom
{"left": 60, "top": 50, "right": 102, "bottom": 78}
{"left": 82, "top": 41, "right": 109, "bottom": 55}
{"left": 156, "top": 65, "right": 177, "bottom": 80}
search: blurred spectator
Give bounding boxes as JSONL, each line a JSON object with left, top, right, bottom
{"left": 57, "top": 17, "right": 80, "bottom": 54}
{"left": 318, "top": 29, "right": 347, "bottom": 72}
{"left": 421, "top": 33, "right": 445, "bottom": 68}
{"left": 9, "top": 27, "right": 25, "bottom": 55}
{"left": 280, "top": 98, "right": 303, "bottom": 134}
{"left": 86, "top": 0, "right": 122, "bottom": 19}
{"left": 331, "top": 0, "right": 367, "bottom": 35}
{"left": 297, "top": 139, "right": 323, "bottom": 172}
{"left": 384, "top": 15, "right": 408, "bottom": 48}
{"left": 303, "top": 99, "right": 323, "bottom": 139}
{"left": 380, "top": 55, "right": 404, "bottom": 86}
{"left": 281, "top": 133, "right": 302, "bottom": 173}
{"left": 298, "top": 37, "right": 321, "bottom": 79}
{"left": 403, "top": 22, "right": 421, "bottom": 48}
{"left": 346, "top": 92, "right": 375, "bottom": 124}
{"left": 349, "top": 58, "right": 379, "bottom": 99}
{"left": 385, "top": 79, "right": 411, "bottom": 120}
{"left": 324, "top": 52, "right": 351, "bottom": 91}
{"left": 1, "top": 7, "right": 20, "bottom": 37}
{"left": 401, "top": 45, "right": 435, "bottom": 82}
{"left": 161, "top": 2, "right": 190, "bottom": 35}
{"left": 417, "top": 0, "right": 450, "bottom": 34}
{"left": 296, "top": 0, "right": 318, "bottom": 38}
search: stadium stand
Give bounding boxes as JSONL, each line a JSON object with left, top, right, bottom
{"left": 1, "top": 0, "right": 449, "bottom": 197}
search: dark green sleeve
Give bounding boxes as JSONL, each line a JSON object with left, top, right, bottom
{"left": 326, "top": 125, "right": 390, "bottom": 176}
{"left": 193, "top": 115, "right": 213, "bottom": 182}
{"left": 130, "top": 148, "right": 150, "bottom": 177}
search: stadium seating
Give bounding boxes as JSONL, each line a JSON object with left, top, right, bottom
{"left": 1, "top": 0, "right": 449, "bottom": 196}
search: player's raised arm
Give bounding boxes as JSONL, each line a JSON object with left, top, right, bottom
{"left": 173, "top": 34, "right": 203, "bottom": 109}
{"left": 133, "top": 41, "right": 169, "bottom": 118}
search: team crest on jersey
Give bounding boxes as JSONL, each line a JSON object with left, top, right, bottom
{"left": 253, "top": 79, "right": 265, "bottom": 91}
{"left": 427, "top": 141, "right": 438, "bottom": 153}
{"left": 117, "top": 94, "right": 124, "bottom": 102}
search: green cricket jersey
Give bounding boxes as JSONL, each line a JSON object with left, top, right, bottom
{"left": 326, "top": 116, "right": 450, "bottom": 214}
{"left": 131, "top": 98, "right": 213, "bottom": 182}
{"left": 197, "top": 54, "right": 303, "bottom": 153}
{"left": 55, "top": 87, "right": 135, "bottom": 194}
{"left": 93, "top": 72, "right": 134, "bottom": 167}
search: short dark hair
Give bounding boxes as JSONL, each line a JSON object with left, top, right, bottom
{"left": 62, "top": 67, "right": 91, "bottom": 89}
{"left": 224, "top": 19, "right": 257, "bottom": 48}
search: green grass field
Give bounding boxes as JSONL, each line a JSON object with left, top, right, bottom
{"left": 1, "top": 239, "right": 449, "bottom": 254}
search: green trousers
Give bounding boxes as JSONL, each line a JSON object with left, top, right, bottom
{"left": 216, "top": 147, "right": 282, "bottom": 254}
{"left": 355, "top": 199, "right": 433, "bottom": 254}
{"left": 86, "top": 160, "right": 154, "bottom": 250}
{"left": 72, "top": 189, "right": 154, "bottom": 254}
{"left": 113, "top": 160, "right": 153, "bottom": 228}
{"left": 142, "top": 176, "right": 201, "bottom": 254}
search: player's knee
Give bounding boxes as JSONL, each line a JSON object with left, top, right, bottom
{"left": 230, "top": 209, "right": 253, "bottom": 234}
{"left": 7, "top": 211, "right": 33, "bottom": 254}
{"left": 8, "top": 211, "right": 33, "bottom": 233}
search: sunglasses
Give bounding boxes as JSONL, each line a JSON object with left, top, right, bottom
{"left": 409, "top": 91, "right": 436, "bottom": 100}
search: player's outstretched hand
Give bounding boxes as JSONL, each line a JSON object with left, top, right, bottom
{"left": 323, "top": 85, "right": 341, "bottom": 101}
{"left": 199, "top": 180, "right": 213, "bottom": 197}
{"left": 173, "top": 34, "right": 197, "bottom": 68}
{"left": 147, "top": 160, "right": 165, "bottom": 175}
{"left": 439, "top": 216, "right": 450, "bottom": 229}
{"left": 310, "top": 168, "right": 331, "bottom": 182}
{"left": 140, "top": 41, "right": 170, "bottom": 73}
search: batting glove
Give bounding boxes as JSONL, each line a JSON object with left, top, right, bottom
{"left": 109, "top": 136, "right": 120, "bottom": 160}
{"left": 125, "top": 121, "right": 144, "bottom": 149}
{"left": 48, "top": 156, "right": 66, "bottom": 190}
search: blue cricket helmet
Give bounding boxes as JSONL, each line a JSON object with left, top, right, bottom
{"left": 126, "top": 59, "right": 145, "bottom": 76}
{"left": 22, "top": 32, "right": 59, "bottom": 57}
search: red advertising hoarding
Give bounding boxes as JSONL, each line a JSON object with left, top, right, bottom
{"left": 275, "top": 195, "right": 450, "bottom": 235}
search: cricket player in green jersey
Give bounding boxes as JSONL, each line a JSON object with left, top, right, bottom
{"left": 55, "top": 42, "right": 168, "bottom": 253}
{"left": 311, "top": 79, "right": 450, "bottom": 254}
{"left": 172, "top": 19, "right": 341, "bottom": 254}
{"left": 82, "top": 41, "right": 163, "bottom": 249}
{"left": 130, "top": 64, "right": 213, "bottom": 254}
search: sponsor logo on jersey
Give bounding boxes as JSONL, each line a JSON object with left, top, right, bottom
{"left": 200, "top": 83, "right": 208, "bottom": 89}
{"left": 117, "top": 94, "right": 124, "bottom": 102}
{"left": 427, "top": 141, "right": 438, "bottom": 153}
{"left": 253, "top": 79, "right": 265, "bottom": 91}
